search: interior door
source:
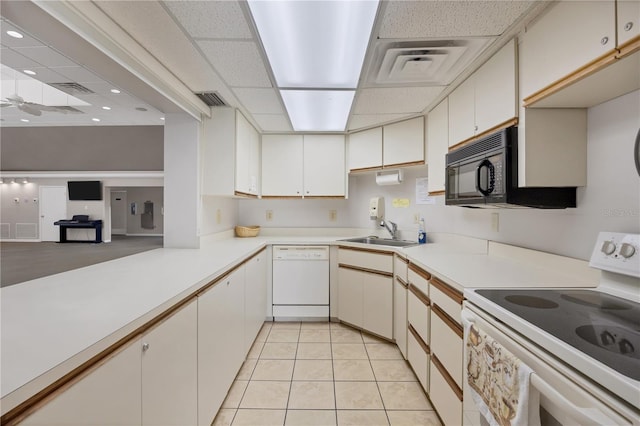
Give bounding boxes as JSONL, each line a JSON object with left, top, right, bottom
{"left": 110, "top": 191, "right": 127, "bottom": 235}
{"left": 39, "top": 186, "right": 67, "bottom": 242}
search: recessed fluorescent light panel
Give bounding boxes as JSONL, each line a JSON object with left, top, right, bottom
{"left": 248, "top": 0, "right": 378, "bottom": 89}
{"left": 281, "top": 90, "right": 355, "bottom": 132}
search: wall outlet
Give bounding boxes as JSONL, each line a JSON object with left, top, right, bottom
{"left": 491, "top": 212, "right": 500, "bottom": 232}
{"left": 13, "top": 198, "right": 19, "bottom": 204}
{"left": 413, "top": 213, "right": 420, "bottom": 224}
{"left": 266, "top": 210, "right": 273, "bottom": 221}
{"left": 216, "top": 208, "right": 221, "bottom": 224}
{"left": 329, "top": 209, "right": 337, "bottom": 222}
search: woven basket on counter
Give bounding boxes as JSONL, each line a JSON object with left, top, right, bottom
{"left": 235, "top": 225, "right": 260, "bottom": 238}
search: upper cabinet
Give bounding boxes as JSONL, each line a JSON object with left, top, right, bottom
{"left": 426, "top": 98, "right": 448, "bottom": 194}
{"left": 262, "top": 134, "right": 346, "bottom": 198}
{"left": 348, "top": 127, "right": 383, "bottom": 171}
{"left": 202, "top": 109, "right": 260, "bottom": 197}
{"left": 618, "top": 0, "right": 640, "bottom": 51}
{"left": 448, "top": 39, "right": 517, "bottom": 147}
{"left": 382, "top": 117, "right": 425, "bottom": 168}
{"left": 347, "top": 117, "right": 425, "bottom": 173}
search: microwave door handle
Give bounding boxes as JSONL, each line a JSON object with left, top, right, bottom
{"left": 476, "top": 159, "right": 496, "bottom": 196}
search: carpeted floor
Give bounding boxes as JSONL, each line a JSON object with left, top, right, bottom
{"left": 0, "top": 235, "right": 163, "bottom": 287}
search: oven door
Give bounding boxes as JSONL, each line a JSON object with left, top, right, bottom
{"left": 462, "top": 304, "right": 635, "bottom": 426}
{"left": 446, "top": 152, "right": 505, "bottom": 205}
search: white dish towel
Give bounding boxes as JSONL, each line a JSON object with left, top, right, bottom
{"left": 463, "top": 317, "right": 541, "bottom": 426}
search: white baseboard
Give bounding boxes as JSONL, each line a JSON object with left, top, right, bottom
{"left": 0, "top": 239, "right": 42, "bottom": 243}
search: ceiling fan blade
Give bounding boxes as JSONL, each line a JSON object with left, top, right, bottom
{"left": 18, "top": 104, "right": 42, "bottom": 116}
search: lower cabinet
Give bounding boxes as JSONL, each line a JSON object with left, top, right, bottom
{"left": 407, "top": 325, "right": 429, "bottom": 392}
{"left": 197, "top": 267, "right": 246, "bottom": 426}
{"left": 430, "top": 356, "right": 463, "bottom": 426}
{"left": 244, "top": 250, "right": 267, "bottom": 353}
{"left": 393, "top": 277, "right": 407, "bottom": 358}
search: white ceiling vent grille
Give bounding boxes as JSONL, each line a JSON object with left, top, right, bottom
{"left": 16, "top": 223, "right": 38, "bottom": 239}
{"left": 366, "top": 38, "right": 493, "bottom": 86}
{"left": 195, "top": 92, "right": 229, "bottom": 107}
{"left": 49, "top": 82, "right": 95, "bottom": 95}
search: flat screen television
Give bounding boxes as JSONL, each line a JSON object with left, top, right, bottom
{"left": 67, "top": 181, "right": 103, "bottom": 201}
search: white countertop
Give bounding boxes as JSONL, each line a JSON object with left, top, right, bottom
{"left": 0, "top": 231, "right": 599, "bottom": 412}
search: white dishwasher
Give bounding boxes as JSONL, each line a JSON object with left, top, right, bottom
{"left": 272, "top": 245, "right": 329, "bottom": 320}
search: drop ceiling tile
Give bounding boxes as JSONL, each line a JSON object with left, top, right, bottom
{"left": 353, "top": 87, "right": 445, "bottom": 114}
{"left": 163, "top": 0, "right": 252, "bottom": 39}
{"left": 198, "top": 40, "right": 272, "bottom": 88}
{"left": 252, "top": 114, "right": 292, "bottom": 132}
{"left": 0, "top": 22, "right": 43, "bottom": 48}
{"left": 233, "top": 88, "right": 284, "bottom": 114}
{"left": 348, "top": 114, "right": 412, "bottom": 131}
{"left": 23, "top": 67, "right": 68, "bottom": 84}
{"left": 0, "top": 48, "right": 43, "bottom": 69}
{"left": 50, "top": 66, "right": 104, "bottom": 83}
{"left": 378, "top": 1, "right": 534, "bottom": 38}
{"left": 12, "top": 46, "right": 78, "bottom": 68}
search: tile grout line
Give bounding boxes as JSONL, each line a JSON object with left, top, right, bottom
{"left": 363, "top": 339, "right": 392, "bottom": 426}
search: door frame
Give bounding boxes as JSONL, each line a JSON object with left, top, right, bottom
{"left": 110, "top": 190, "right": 127, "bottom": 235}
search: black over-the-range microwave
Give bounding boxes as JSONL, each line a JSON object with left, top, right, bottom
{"left": 445, "top": 126, "right": 577, "bottom": 209}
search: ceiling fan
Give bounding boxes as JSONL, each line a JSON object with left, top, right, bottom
{"left": 0, "top": 93, "right": 84, "bottom": 116}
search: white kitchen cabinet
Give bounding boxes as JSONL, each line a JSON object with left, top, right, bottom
{"left": 245, "top": 249, "right": 267, "bottom": 353}
{"left": 382, "top": 117, "right": 425, "bottom": 167}
{"left": 22, "top": 341, "right": 143, "bottom": 426}
{"left": 426, "top": 98, "right": 448, "bottom": 194}
{"left": 337, "top": 247, "right": 394, "bottom": 339}
{"left": 348, "top": 127, "right": 383, "bottom": 171}
{"left": 393, "top": 255, "right": 409, "bottom": 359}
{"left": 448, "top": 39, "right": 517, "bottom": 147}
{"left": 520, "top": 1, "right": 616, "bottom": 102}
{"left": 202, "top": 108, "right": 260, "bottom": 197}
{"left": 303, "top": 134, "right": 346, "bottom": 196}
{"left": 430, "top": 357, "right": 463, "bottom": 426}
{"left": 197, "top": 268, "right": 246, "bottom": 426}
{"left": 407, "top": 325, "right": 429, "bottom": 393}
{"left": 262, "top": 134, "right": 345, "bottom": 197}
{"left": 142, "top": 300, "right": 198, "bottom": 426}
{"left": 618, "top": 0, "right": 640, "bottom": 50}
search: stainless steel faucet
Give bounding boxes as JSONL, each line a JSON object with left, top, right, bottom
{"left": 380, "top": 219, "right": 398, "bottom": 239}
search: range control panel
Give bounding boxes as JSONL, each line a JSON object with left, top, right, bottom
{"left": 590, "top": 232, "right": 640, "bottom": 278}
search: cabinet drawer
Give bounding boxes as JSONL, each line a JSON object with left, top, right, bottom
{"left": 407, "top": 326, "right": 429, "bottom": 392}
{"left": 429, "top": 276, "right": 462, "bottom": 325}
{"left": 431, "top": 305, "right": 463, "bottom": 388}
{"left": 407, "top": 285, "right": 430, "bottom": 344}
{"left": 394, "top": 254, "right": 408, "bottom": 283}
{"left": 430, "top": 355, "right": 463, "bottom": 426}
{"left": 408, "top": 264, "right": 431, "bottom": 295}
{"left": 338, "top": 248, "right": 393, "bottom": 273}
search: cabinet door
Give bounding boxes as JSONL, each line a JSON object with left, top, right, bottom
{"left": 198, "top": 268, "right": 245, "bottom": 426}
{"left": 235, "top": 112, "right": 260, "bottom": 195}
{"left": 362, "top": 272, "right": 393, "bottom": 339}
{"left": 393, "top": 278, "right": 408, "bottom": 359}
{"left": 448, "top": 75, "right": 476, "bottom": 146}
{"left": 303, "top": 134, "right": 346, "bottom": 196}
{"left": 383, "top": 117, "right": 425, "bottom": 167}
{"left": 22, "top": 341, "right": 142, "bottom": 426}
{"left": 520, "top": 1, "right": 616, "bottom": 98}
{"left": 474, "top": 39, "right": 517, "bottom": 135}
{"left": 245, "top": 250, "right": 267, "bottom": 353}
{"left": 426, "top": 98, "right": 448, "bottom": 193}
{"left": 618, "top": 0, "right": 640, "bottom": 48}
{"left": 262, "top": 134, "right": 304, "bottom": 196}
{"left": 430, "top": 358, "right": 462, "bottom": 426}
{"left": 348, "top": 127, "right": 383, "bottom": 171}
{"left": 338, "top": 267, "right": 363, "bottom": 328}
{"left": 142, "top": 300, "right": 198, "bottom": 426}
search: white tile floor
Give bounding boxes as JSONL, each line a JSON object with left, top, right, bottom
{"left": 213, "top": 321, "right": 442, "bottom": 426}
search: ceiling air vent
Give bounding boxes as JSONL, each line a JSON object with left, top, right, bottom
{"left": 48, "top": 82, "right": 95, "bottom": 95}
{"left": 195, "top": 91, "right": 228, "bottom": 107}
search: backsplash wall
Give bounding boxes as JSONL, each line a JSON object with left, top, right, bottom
{"left": 238, "top": 90, "right": 639, "bottom": 260}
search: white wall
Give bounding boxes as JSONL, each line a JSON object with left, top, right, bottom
{"left": 200, "top": 196, "right": 239, "bottom": 236}
{"left": 239, "top": 90, "right": 640, "bottom": 260}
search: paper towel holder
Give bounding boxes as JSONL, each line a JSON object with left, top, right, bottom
{"left": 375, "top": 169, "right": 403, "bottom": 185}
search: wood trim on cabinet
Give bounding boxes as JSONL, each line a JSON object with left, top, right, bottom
{"left": 408, "top": 263, "right": 432, "bottom": 281}
{"left": 428, "top": 190, "right": 445, "bottom": 196}
{"left": 303, "top": 195, "right": 346, "bottom": 199}
{"left": 408, "top": 323, "right": 431, "bottom": 355}
{"left": 522, "top": 50, "right": 618, "bottom": 107}
{"left": 338, "top": 245, "right": 394, "bottom": 256}
{"left": 338, "top": 263, "right": 394, "bottom": 278}
{"left": 408, "top": 284, "right": 431, "bottom": 308}
{"left": 260, "top": 195, "right": 303, "bottom": 199}
{"left": 395, "top": 276, "right": 408, "bottom": 288}
{"left": 617, "top": 36, "right": 640, "bottom": 58}
{"left": 432, "top": 354, "right": 463, "bottom": 402}
{"left": 448, "top": 118, "right": 519, "bottom": 152}
{"left": 349, "top": 166, "right": 383, "bottom": 173}
{"left": 382, "top": 160, "right": 425, "bottom": 169}
{"left": 429, "top": 276, "right": 463, "bottom": 305}
{"left": 233, "top": 191, "right": 258, "bottom": 198}
{"left": 0, "top": 246, "right": 268, "bottom": 426}
{"left": 432, "top": 304, "right": 463, "bottom": 339}
{"left": 396, "top": 255, "right": 409, "bottom": 265}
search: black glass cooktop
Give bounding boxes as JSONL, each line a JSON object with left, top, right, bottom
{"left": 476, "top": 289, "right": 640, "bottom": 380}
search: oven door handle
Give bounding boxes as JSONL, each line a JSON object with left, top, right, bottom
{"left": 530, "top": 374, "right": 624, "bottom": 426}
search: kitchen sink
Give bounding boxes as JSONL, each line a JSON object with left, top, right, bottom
{"left": 341, "top": 236, "right": 419, "bottom": 247}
